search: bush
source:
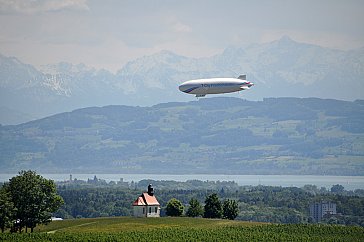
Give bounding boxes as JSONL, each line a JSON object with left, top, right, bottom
{"left": 166, "top": 198, "right": 184, "bottom": 217}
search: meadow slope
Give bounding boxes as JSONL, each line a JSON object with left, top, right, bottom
{"left": 1, "top": 217, "right": 363, "bottom": 241}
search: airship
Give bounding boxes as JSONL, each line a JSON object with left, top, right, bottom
{"left": 178, "top": 75, "right": 254, "bottom": 97}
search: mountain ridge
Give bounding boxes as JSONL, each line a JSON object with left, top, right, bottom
{"left": 1, "top": 97, "right": 363, "bottom": 175}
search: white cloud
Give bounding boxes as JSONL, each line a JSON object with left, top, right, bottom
{"left": 0, "top": 0, "right": 89, "bottom": 14}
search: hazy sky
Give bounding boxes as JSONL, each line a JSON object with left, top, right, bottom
{"left": 0, "top": 0, "right": 363, "bottom": 72}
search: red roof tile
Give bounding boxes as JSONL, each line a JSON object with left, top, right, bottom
{"left": 132, "top": 193, "right": 160, "bottom": 206}
{"left": 132, "top": 196, "right": 146, "bottom": 206}
{"left": 142, "top": 193, "right": 160, "bottom": 205}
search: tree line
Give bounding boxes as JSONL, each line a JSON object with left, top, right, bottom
{"left": 165, "top": 194, "right": 239, "bottom": 220}
{"left": 2, "top": 172, "right": 364, "bottom": 232}
{"left": 52, "top": 180, "right": 364, "bottom": 226}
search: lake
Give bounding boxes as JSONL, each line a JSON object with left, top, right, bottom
{"left": 1, "top": 173, "right": 363, "bottom": 190}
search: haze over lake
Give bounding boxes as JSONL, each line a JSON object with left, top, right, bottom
{"left": 1, "top": 174, "right": 363, "bottom": 191}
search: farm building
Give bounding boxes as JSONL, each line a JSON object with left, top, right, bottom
{"left": 132, "top": 184, "right": 160, "bottom": 217}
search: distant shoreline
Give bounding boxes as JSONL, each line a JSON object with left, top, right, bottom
{"left": 1, "top": 173, "right": 363, "bottom": 191}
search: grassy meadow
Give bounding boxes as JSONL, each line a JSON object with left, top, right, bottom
{"left": 1, "top": 217, "right": 363, "bottom": 241}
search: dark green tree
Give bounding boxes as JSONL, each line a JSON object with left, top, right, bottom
{"left": 166, "top": 198, "right": 184, "bottom": 217}
{"left": 6, "top": 170, "right": 64, "bottom": 232}
{"left": 186, "top": 198, "right": 203, "bottom": 217}
{"left": 222, "top": 199, "right": 239, "bottom": 220}
{"left": 204, "top": 193, "right": 222, "bottom": 219}
{"left": 0, "top": 185, "right": 15, "bottom": 233}
{"left": 331, "top": 184, "right": 345, "bottom": 193}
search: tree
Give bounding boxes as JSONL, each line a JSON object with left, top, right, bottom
{"left": 331, "top": 184, "right": 345, "bottom": 194}
{"left": 186, "top": 198, "right": 203, "bottom": 217}
{"left": 6, "top": 170, "right": 64, "bottom": 232}
{"left": 204, "top": 193, "right": 222, "bottom": 219}
{"left": 223, "top": 199, "right": 239, "bottom": 220}
{"left": 166, "top": 198, "right": 184, "bottom": 217}
{"left": 0, "top": 185, "right": 15, "bottom": 233}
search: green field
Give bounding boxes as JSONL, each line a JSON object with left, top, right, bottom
{"left": 1, "top": 217, "right": 363, "bottom": 241}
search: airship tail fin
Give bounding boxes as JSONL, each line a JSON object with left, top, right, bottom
{"left": 237, "top": 75, "right": 246, "bottom": 80}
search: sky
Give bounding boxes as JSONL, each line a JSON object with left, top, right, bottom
{"left": 0, "top": 0, "right": 363, "bottom": 72}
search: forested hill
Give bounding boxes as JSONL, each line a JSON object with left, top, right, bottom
{"left": 1, "top": 97, "right": 363, "bottom": 175}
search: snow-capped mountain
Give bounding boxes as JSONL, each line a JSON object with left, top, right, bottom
{"left": 0, "top": 36, "right": 363, "bottom": 124}
{"left": 115, "top": 36, "right": 364, "bottom": 103}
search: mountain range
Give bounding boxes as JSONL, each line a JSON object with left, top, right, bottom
{"left": 1, "top": 36, "right": 364, "bottom": 125}
{"left": 0, "top": 97, "right": 363, "bottom": 175}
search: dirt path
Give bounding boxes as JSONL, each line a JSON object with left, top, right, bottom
{"left": 47, "top": 221, "right": 97, "bottom": 234}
